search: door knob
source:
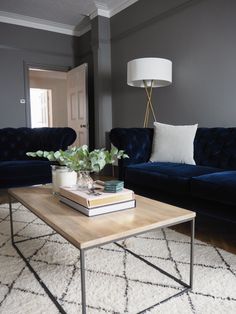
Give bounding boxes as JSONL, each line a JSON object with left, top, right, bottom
{"left": 80, "top": 124, "right": 86, "bottom": 128}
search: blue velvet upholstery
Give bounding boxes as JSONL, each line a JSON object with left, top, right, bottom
{"left": 0, "top": 160, "right": 52, "bottom": 188}
{"left": 110, "top": 127, "right": 236, "bottom": 173}
{"left": 110, "top": 127, "right": 236, "bottom": 224}
{"left": 0, "top": 127, "right": 76, "bottom": 161}
{"left": 110, "top": 128, "right": 153, "bottom": 179}
{"left": 194, "top": 128, "right": 236, "bottom": 169}
{"left": 0, "top": 127, "right": 76, "bottom": 189}
{"left": 191, "top": 171, "right": 236, "bottom": 206}
{"left": 125, "top": 162, "right": 223, "bottom": 196}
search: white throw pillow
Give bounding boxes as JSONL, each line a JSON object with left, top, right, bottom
{"left": 150, "top": 122, "right": 198, "bottom": 165}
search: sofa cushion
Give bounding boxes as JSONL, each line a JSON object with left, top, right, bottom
{"left": 125, "top": 162, "right": 223, "bottom": 196}
{"left": 0, "top": 160, "right": 52, "bottom": 189}
{"left": 150, "top": 122, "right": 198, "bottom": 165}
{"left": 191, "top": 171, "right": 236, "bottom": 206}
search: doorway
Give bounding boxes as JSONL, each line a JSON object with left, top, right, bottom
{"left": 29, "top": 68, "right": 67, "bottom": 128}
{"left": 30, "top": 88, "right": 52, "bottom": 128}
{"left": 26, "top": 64, "right": 89, "bottom": 146}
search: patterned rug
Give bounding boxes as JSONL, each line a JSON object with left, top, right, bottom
{"left": 0, "top": 202, "right": 235, "bottom": 314}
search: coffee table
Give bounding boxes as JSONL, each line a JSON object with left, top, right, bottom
{"left": 8, "top": 186, "right": 195, "bottom": 314}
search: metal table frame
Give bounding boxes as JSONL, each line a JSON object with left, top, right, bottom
{"left": 9, "top": 196, "right": 195, "bottom": 314}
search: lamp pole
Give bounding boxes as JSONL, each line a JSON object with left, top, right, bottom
{"left": 143, "top": 80, "right": 157, "bottom": 127}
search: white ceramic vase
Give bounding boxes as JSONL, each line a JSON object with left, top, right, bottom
{"left": 51, "top": 165, "right": 77, "bottom": 194}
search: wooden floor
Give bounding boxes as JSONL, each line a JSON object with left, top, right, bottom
{"left": 0, "top": 190, "right": 10, "bottom": 204}
{"left": 172, "top": 220, "right": 236, "bottom": 254}
{"left": 1, "top": 189, "right": 235, "bottom": 254}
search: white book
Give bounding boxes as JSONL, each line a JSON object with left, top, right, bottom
{"left": 59, "top": 186, "right": 134, "bottom": 208}
{"left": 60, "top": 195, "right": 136, "bottom": 217}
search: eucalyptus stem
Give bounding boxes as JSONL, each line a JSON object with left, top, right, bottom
{"left": 26, "top": 145, "right": 129, "bottom": 173}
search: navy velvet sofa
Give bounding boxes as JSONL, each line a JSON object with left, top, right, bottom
{"left": 110, "top": 127, "right": 236, "bottom": 225}
{"left": 0, "top": 127, "right": 76, "bottom": 189}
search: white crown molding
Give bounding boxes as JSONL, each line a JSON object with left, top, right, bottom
{"left": 0, "top": 1, "right": 139, "bottom": 33}
{"left": 0, "top": 11, "right": 91, "bottom": 37}
{"left": 109, "top": 0, "right": 138, "bottom": 17}
{"left": 90, "top": 2, "right": 110, "bottom": 19}
{"left": 90, "top": 0, "right": 138, "bottom": 19}
{"left": 90, "top": 8, "right": 110, "bottom": 19}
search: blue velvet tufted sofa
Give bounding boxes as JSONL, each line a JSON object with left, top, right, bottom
{"left": 110, "top": 127, "right": 236, "bottom": 225}
{"left": 0, "top": 127, "right": 76, "bottom": 189}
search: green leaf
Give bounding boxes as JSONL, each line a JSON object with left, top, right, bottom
{"left": 36, "top": 150, "right": 44, "bottom": 157}
{"left": 54, "top": 151, "right": 61, "bottom": 159}
{"left": 111, "top": 146, "right": 118, "bottom": 156}
{"left": 26, "top": 152, "right": 36, "bottom": 157}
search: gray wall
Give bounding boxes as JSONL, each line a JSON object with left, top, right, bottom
{"left": 0, "top": 22, "right": 91, "bottom": 128}
{"left": 110, "top": 0, "right": 236, "bottom": 128}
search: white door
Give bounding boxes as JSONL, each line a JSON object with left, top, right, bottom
{"left": 67, "top": 63, "right": 88, "bottom": 146}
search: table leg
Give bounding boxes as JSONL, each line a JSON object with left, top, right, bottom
{"left": 8, "top": 197, "right": 66, "bottom": 314}
{"left": 9, "top": 196, "right": 14, "bottom": 245}
{"left": 80, "top": 249, "right": 86, "bottom": 314}
{"left": 190, "top": 218, "right": 195, "bottom": 289}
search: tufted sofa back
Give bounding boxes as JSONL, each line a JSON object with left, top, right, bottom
{"left": 110, "top": 127, "right": 236, "bottom": 171}
{"left": 194, "top": 128, "right": 236, "bottom": 169}
{"left": 0, "top": 127, "right": 76, "bottom": 161}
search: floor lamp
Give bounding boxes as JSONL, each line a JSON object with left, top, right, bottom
{"left": 127, "top": 57, "right": 172, "bottom": 127}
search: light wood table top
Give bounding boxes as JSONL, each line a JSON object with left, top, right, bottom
{"left": 8, "top": 186, "right": 195, "bottom": 249}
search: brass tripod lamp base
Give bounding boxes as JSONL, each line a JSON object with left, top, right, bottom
{"left": 143, "top": 80, "right": 157, "bottom": 128}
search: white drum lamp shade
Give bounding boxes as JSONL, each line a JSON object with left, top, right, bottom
{"left": 127, "top": 58, "right": 172, "bottom": 87}
{"left": 127, "top": 57, "right": 172, "bottom": 127}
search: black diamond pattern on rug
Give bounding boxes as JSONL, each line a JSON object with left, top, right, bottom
{"left": 0, "top": 203, "right": 236, "bottom": 314}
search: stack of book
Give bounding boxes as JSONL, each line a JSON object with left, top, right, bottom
{"left": 104, "top": 180, "right": 124, "bottom": 192}
{"left": 59, "top": 186, "right": 135, "bottom": 216}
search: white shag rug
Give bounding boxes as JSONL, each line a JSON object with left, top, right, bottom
{"left": 0, "top": 202, "right": 235, "bottom": 314}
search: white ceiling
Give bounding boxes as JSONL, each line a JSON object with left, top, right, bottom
{"left": 0, "top": 0, "right": 138, "bottom": 36}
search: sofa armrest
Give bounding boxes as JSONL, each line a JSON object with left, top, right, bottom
{"left": 0, "top": 127, "right": 76, "bottom": 161}
{"left": 109, "top": 128, "right": 153, "bottom": 179}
